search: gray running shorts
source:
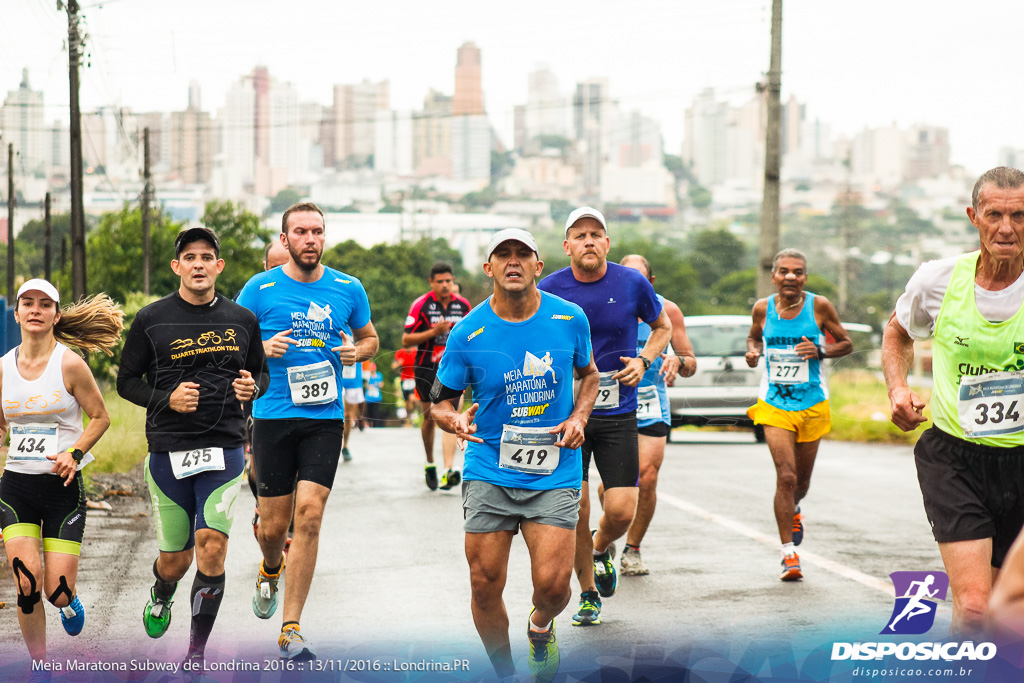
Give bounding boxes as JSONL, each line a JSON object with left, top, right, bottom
{"left": 462, "top": 479, "right": 580, "bottom": 533}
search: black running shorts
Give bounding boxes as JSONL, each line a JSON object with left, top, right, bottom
{"left": 0, "top": 470, "right": 87, "bottom": 554}
{"left": 638, "top": 422, "right": 670, "bottom": 439}
{"left": 414, "top": 363, "right": 438, "bottom": 404}
{"left": 915, "top": 426, "right": 1024, "bottom": 567}
{"left": 252, "top": 418, "right": 345, "bottom": 497}
{"left": 581, "top": 411, "right": 640, "bottom": 488}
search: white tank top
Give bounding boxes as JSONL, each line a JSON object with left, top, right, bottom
{"left": 2, "top": 342, "right": 92, "bottom": 475}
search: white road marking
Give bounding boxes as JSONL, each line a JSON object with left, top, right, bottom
{"left": 660, "top": 492, "right": 895, "bottom": 596}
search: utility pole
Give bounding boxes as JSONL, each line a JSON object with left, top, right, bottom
{"left": 7, "top": 144, "right": 14, "bottom": 304}
{"left": 64, "top": 0, "right": 87, "bottom": 299}
{"left": 44, "top": 192, "right": 52, "bottom": 282}
{"left": 141, "top": 127, "right": 151, "bottom": 295}
{"left": 756, "top": 0, "right": 783, "bottom": 299}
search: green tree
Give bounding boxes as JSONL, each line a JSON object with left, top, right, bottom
{"left": 270, "top": 188, "right": 303, "bottom": 213}
{"left": 86, "top": 203, "right": 182, "bottom": 302}
{"left": 460, "top": 187, "right": 499, "bottom": 210}
{"left": 321, "top": 238, "right": 465, "bottom": 357}
{"left": 201, "top": 200, "right": 273, "bottom": 295}
{"left": 686, "top": 229, "right": 746, "bottom": 290}
{"left": 689, "top": 185, "right": 712, "bottom": 210}
{"left": 491, "top": 151, "right": 514, "bottom": 180}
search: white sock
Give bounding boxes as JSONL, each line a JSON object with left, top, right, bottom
{"left": 529, "top": 614, "right": 551, "bottom": 633}
{"left": 781, "top": 542, "right": 796, "bottom": 559}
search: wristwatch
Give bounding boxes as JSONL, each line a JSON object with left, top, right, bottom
{"left": 638, "top": 355, "right": 652, "bottom": 371}
{"left": 67, "top": 447, "right": 85, "bottom": 463}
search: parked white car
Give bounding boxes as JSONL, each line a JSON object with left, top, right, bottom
{"left": 666, "top": 315, "right": 765, "bottom": 441}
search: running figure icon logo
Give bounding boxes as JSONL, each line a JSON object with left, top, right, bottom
{"left": 880, "top": 571, "right": 949, "bottom": 635}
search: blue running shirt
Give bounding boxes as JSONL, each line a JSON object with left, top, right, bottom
{"left": 758, "top": 292, "right": 828, "bottom": 411}
{"left": 637, "top": 295, "right": 671, "bottom": 428}
{"left": 436, "top": 292, "right": 592, "bottom": 490}
{"left": 538, "top": 262, "right": 662, "bottom": 415}
{"left": 237, "top": 266, "right": 371, "bottom": 420}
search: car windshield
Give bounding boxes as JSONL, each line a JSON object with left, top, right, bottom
{"left": 687, "top": 324, "right": 749, "bottom": 357}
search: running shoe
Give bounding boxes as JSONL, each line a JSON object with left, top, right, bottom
{"left": 59, "top": 595, "right": 85, "bottom": 636}
{"left": 571, "top": 590, "right": 602, "bottom": 626}
{"left": 181, "top": 648, "right": 205, "bottom": 681}
{"left": 253, "top": 554, "right": 285, "bottom": 619}
{"left": 527, "top": 609, "right": 559, "bottom": 683}
{"left": 252, "top": 505, "right": 260, "bottom": 539}
{"left": 279, "top": 626, "right": 316, "bottom": 660}
{"left": 143, "top": 586, "right": 174, "bottom": 638}
{"left": 620, "top": 547, "right": 649, "bottom": 576}
{"left": 425, "top": 464, "right": 438, "bottom": 491}
{"left": 28, "top": 668, "right": 51, "bottom": 683}
{"left": 342, "top": 447, "right": 352, "bottom": 462}
{"left": 593, "top": 536, "right": 617, "bottom": 597}
{"left": 439, "top": 469, "right": 461, "bottom": 490}
{"left": 780, "top": 553, "right": 803, "bottom": 582}
{"left": 792, "top": 506, "right": 804, "bottom": 546}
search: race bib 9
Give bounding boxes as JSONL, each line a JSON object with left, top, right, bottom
{"left": 8, "top": 423, "right": 58, "bottom": 461}
{"left": 498, "top": 425, "right": 560, "bottom": 475}
{"left": 958, "top": 371, "right": 1024, "bottom": 438}
{"left": 288, "top": 360, "right": 339, "bottom": 406}
{"left": 168, "top": 447, "right": 225, "bottom": 479}
{"left": 595, "top": 371, "right": 620, "bottom": 410}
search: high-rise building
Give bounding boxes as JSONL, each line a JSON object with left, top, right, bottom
{"left": 905, "top": 125, "right": 950, "bottom": 181}
{"left": 1, "top": 69, "right": 47, "bottom": 176}
{"left": 414, "top": 89, "right": 452, "bottom": 177}
{"left": 375, "top": 110, "right": 414, "bottom": 176}
{"left": 683, "top": 88, "right": 764, "bottom": 190}
{"left": 525, "top": 65, "right": 569, "bottom": 142}
{"left": 573, "top": 78, "right": 609, "bottom": 197}
{"left": 452, "top": 115, "right": 490, "bottom": 181}
{"left": 220, "top": 68, "right": 308, "bottom": 194}
{"left": 453, "top": 42, "right": 484, "bottom": 116}
{"left": 169, "top": 85, "right": 212, "bottom": 185}
{"left": 330, "top": 79, "right": 389, "bottom": 167}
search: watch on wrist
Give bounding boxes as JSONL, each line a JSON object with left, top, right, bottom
{"left": 67, "top": 447, "right": 84, "bottom": 463}
{"left": 816, "top": 344, "right": 828, "bottom": 360}
{"left": 639, "top": 355, "right": 652, "bottom": 371}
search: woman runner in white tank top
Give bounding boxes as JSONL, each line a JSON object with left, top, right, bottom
{"left": 0, "top": 279, "right": 122, "bottom": 671}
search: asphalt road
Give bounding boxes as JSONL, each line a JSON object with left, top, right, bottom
{"left": 0, "top": 426, "right": 952, "bottom": 682}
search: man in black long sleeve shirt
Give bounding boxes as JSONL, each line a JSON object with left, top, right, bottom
{"left": 116, "top": 226, "right": 269, "bottom": 673}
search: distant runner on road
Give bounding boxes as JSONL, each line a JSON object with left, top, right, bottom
{"left": 746, "top": 248, "right": 852, "bottom": 582}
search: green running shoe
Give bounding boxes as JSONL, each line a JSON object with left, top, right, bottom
{"left": 527, "top": 609, "right": 559, "bottom": 683}
{"left": 143, "top": 586, "right": 174, "bottom": 638}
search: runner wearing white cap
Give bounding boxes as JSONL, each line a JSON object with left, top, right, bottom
{"left": 0, "top": 279, "right": 121, "bottom": 673}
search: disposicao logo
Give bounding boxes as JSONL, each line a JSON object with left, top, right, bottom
{"left": 881, "top": 571, "right": 949, "bottom": 635}
{"left": 831, "top": 570, "right": 997, "bottom": 664}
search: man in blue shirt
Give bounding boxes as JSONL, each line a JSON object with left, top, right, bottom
{"left": 537, "top": 207, "right": 672, "bottom": 627}
{"left": 432, "top": 228, "right": 598, "bottom": 681}
{"left": 237, "top": 202, "right": 379, "bottom": 660}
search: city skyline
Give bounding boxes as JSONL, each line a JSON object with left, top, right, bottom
{"left": 3, "top": 0, "right": 1023, "bottom": 177}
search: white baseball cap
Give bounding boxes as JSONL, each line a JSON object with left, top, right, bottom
{"left": 17, "top": 278, "right": 60, "bottom": 304}
{"left": 486, "top": 228, "right": 539, "bottom": 259}
{"left": 564, "top": 206, "right": 608, "bottom": 237}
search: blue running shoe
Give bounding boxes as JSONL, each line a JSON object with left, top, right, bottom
{"left": 60, "top": 595, "right": 85, "bottom": 636}
{"left": 792, "top": 506, "right": 804, "bottom": 546}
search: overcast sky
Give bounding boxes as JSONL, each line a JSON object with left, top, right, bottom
{"left": 2, "top": 0, "right": 1022, "bottom": 176}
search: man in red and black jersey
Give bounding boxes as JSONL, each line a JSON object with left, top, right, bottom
{"left": 402, "top": 263, "right": 471, "bottom": 490}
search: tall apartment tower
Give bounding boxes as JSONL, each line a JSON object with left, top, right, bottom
{"left": 453, "top": 42, "right": 484, "bottom": 116}
{"left": 1, "top": 69, "right": 47, "bottom": 175}
{"left": 331, "top": 79, "right": 390, "bottom": 167}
